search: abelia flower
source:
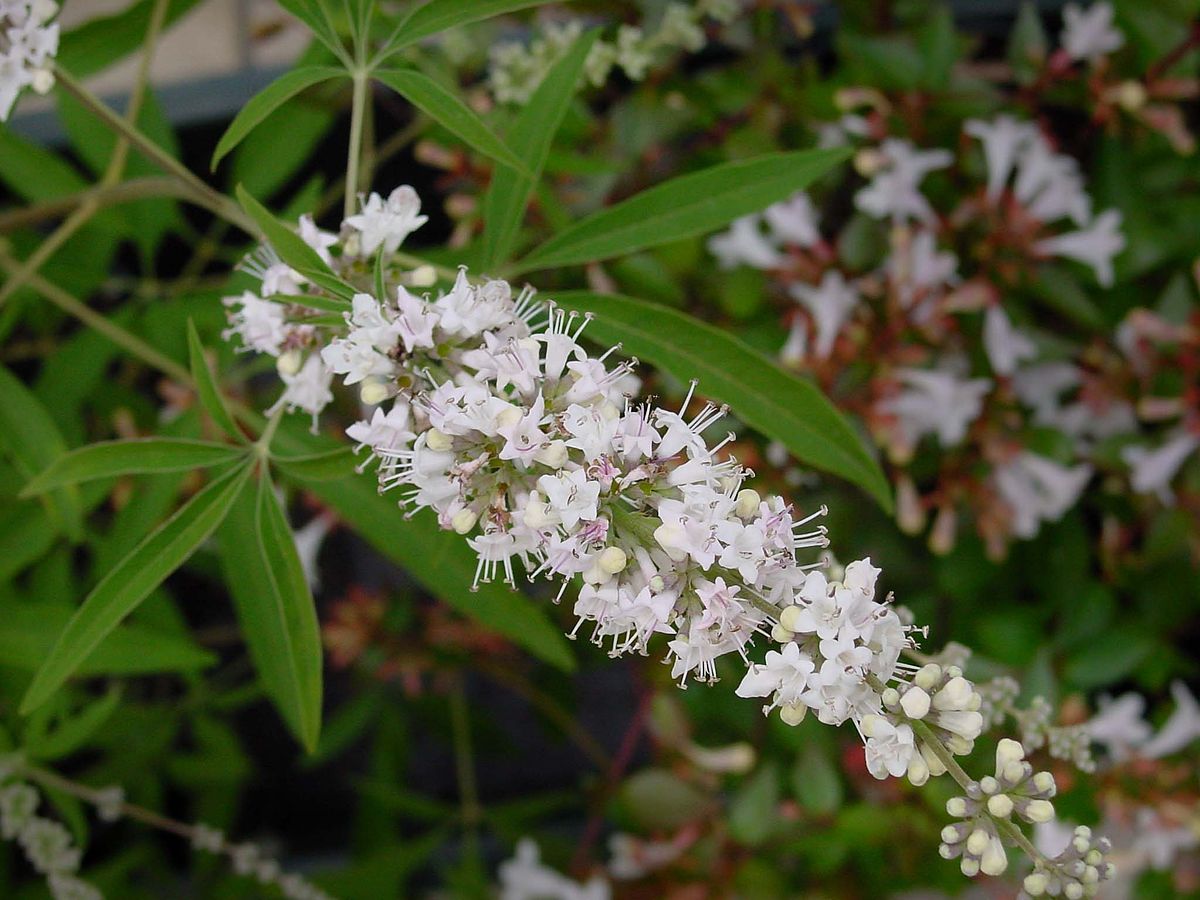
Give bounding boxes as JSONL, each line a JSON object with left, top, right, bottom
{"left": 1060, "top": 2, "right": 1124, "bottom": 62}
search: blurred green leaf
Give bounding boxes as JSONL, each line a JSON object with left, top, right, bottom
{"left": 480, "top": 28, "right": 599, "bottom": 269}
{"left": 373, "top": 69, "right": 529, "bottom": 173}
{"left": 1064, "top": 630, "right": 1155, "bottom": 689}
{"left": 514, "top": 148, "right": 850, "bottom": 273}
{"left": 554, "top": 292, "right": 892, "bottom": 510}
{"left": 792, "top": 744, "right": 843, "bottom": 816}
{"left": 217, "top": 473, "right": 323, "bottom": 752}
{"left": 27, "top": 689, "right": 122, "bottom": 761}
{"left": 187, "top": 321, "right": 246, "bottom": 443}
{"left": 20, "top": 461, "right": 253, "bottom": 714}
{"left": 729, "top": 763, "right": 781, "bottom": 846}
{"left": 1008, "top": 2, "right": 1049, "bottom": 85}
{"left": 619, "top": 768, "right": 711, "bottom": 832}
{"left": 213, "top": 66, "right": 347, "bottom": 169}
{"left": 22, "top": 438, "right": 244, "bottom": 496}
{"left": 388, "top": 0, "right": 561, "bottom": 52}
{"left": 0, "top": 365, "right": 83, "bottom": 541}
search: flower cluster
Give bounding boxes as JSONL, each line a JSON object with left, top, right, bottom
{"left": 487, "top": 0, "right": 740, "bottom": 105}
{"left": 1, "top": 759, "right": 100, "bottom": 900}
{"left": 221, "top": 184, "right": 1111, "bottom": 889}
{"left": 0, "top": 0, "right": 59, "bottom": 121}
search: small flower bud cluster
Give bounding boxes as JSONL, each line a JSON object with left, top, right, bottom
{"left": 1020, "top": 826, "right": 1115, "bottom": 899}
{"left": 1003, "top": 695, "right": 1096, "bottom": 773}
{"left": 977, "top": 675, "right": 1021, "bottom": 729}
{"left": 0, "top": 0, "right": 59, "bottom": 121}
{"left": 0, "top": 770, "right": 99, "bottom": 900}
{"left": 487, "top": 1, "right": 740, "bottom": 105}
{"left": 189, "top": 824, "right": 333, "bottom": 900}
{"left": 940, "top": 739, "right": 1062, "bottom": 881}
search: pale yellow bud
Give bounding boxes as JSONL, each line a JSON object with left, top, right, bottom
{"left": 735, "top": 488, "right": 761, "bottom": 519}
{"left": 276, "top": 350, "right": 303, "bottom": 376}
{"left": 779, "top": 604, "right": 805, "bottom": 632}
{"left": 451, "top": 508, "right": 478, "bottom": 534}
{"left": 986, "top": 793, "right": 1014, "bottom": 818}
{"left": 900, "top": 687, "right": 931, "bottom": 720}
{"left": 779, "top": 703, "right": 807, "bottom": 726}
{"left": 534, "top": 440, "right": 568, "bottom": 469}
{"left": 598, "top": 546, "right": 628, "bottom": 575}
{"left": 426, "top": 429, "right": 453, "bottom": 451}
{"left": 359, "top": 381, "right": 390, "bottom": 405}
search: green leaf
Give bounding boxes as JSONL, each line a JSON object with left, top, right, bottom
{"left": 729, "top": 763, "right": 781, "bottom": 846}
{"left": 791, "top": 744, "right": 843, "bottom": 815}
{"left": 235, "top": 184, "right": 335, "bottom": 276}
{"left": 0, "top": 604, "right": 216, "bottom": 676}
{"left": 387, "top": 0, "right": 562, "bottom": 53}
{"left": 20, "top": 461, "right": 253, "bottom": 714}
{"left": 1064, "top": 630, "right": 1155, "bottom": 689}
{"left": 0, "top": 366, "right": 83, "bottom": 541}
{"left": 1008, "top": 2, "right": 1049, "bottom": 85}
{"left": 0, "top": 121, "right": 87, "bottom": 202}
{"left": 480, "top": 28, "right": 598, "bottom": 269}
{"left": 274, "top": 428, "right": 575, "bottom": 670}
{"left": 217, "top": 474, "right": 323, "bottom": 751}
{"left": 513, "top": 147, "right": 851, "bottom": 273}
{"left": 22, "top": 439, "right": 244, "bottom": 496}
{"left": 372, "top": 69, "right": 530, "bottom": 174}
{"left": 212, "top": 66, "right": 346, "bottom": 170}
{"left": 273, "top": 446, "right": 358, "bottom": 481}
{"left": 28, "top": 689, "right": 122, "bottom": 761}
{"left": 187, "top": 321, "right": 245, "bottom": 442}
{"left": 268, "top": 292, "right": 352, "bottom": 314}
{"left": 275, "top": 0, "right": 348, "bottom": 61}
{"left": 553, "top": 292, "right": 892, "bottom": 510}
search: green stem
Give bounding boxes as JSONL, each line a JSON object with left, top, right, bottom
{"left": 344, "top": 70, "right": 370, "bottom": 220}
{"left": 0, "top": 177, "right": 206, "bottom": 233}
{"left": 0, "top": 249, "right": 191, "bottom": 384}
{"left": 24, "top": 765, "right": 195, "bottom": 841}
{"left": 52, "top": 67, "right": 256, "bottom": 236}
{"left": 255, "top": 403, "right": 287, "bottom": 454}
{"left": 449, "top": 676, "right": 482, "bottom": 841}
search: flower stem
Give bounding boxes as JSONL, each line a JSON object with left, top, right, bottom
{"left": 51, "top": 67, "right": 256, "bottom": 236}
{"left": 344, "top": 70, "right": 370, "bottom": 220}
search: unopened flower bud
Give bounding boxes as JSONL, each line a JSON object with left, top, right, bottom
{"left": 359, "top": 380, "right": 390, "bottom": 405}
{"left": 1115, "top": 79, "right": 1147, "bottom": 111}
{"left": 946, "top": 797, "right": 968, "bottom": 817}
{"left": 996, "top": 738, "right": 1025, "bottom": 769}
{"left": 1024, "top": 799, "right": 1056, "bottom": 823}
{"left": 780, "top": 703, "right": 807, "bottom": 726}
{"left": 735, "top": 488, "right": 761, "bottom": 519}
{"left": 451, "top": 508, "right": 478, "bottom": 534}
{"left": 980, "top": 835, "right": 1008, "bottom": 876}
{"left": 960, "top": 857, "right": 980, "bottom": 877}
{"left": 598, "top": 546, "right": 628, "bottom": 575}
{"left": 979, "top": 775, "right": 999, "bottom": 795}
{"left": 1024, "top": 872, "right": 1049, "bottom": 895}
{"left": 771, "top": 623, "right": 794, "bottom": 642}
{"left": 966, "top": 829, "right": 989, "bottom": 856}
{"left": 907, "top": 753, "right": 929, "bottom": 786}
{"left": 426, "top": 429, "right": 453, "bottom": 451}
{"left": 1033, "top": 771, "right": 1057, "bottom": 794}
{"left": 900, "top": 687, "right": 931, "bottom": 720}
{"left": 1064, "top": 883, "right": 1084, "bottom": 900}
{"left": 495, "top": 406, "right": 523, "bottom": 429}
{"left": 933, "top": 676, "right": 974, "bottom": 711}
{"left": 277, "top": 350, "right": 303, "bottom": 376}
{"left": 854, "top": 148, "right": 886, "bottom": 177}
{"left": 860, "top": 714, "right": 882, "bottom": 737}
{"left": 914, "top": 664, "right": 942, "bottom": 690}
{"left": 778, "top": 604, "right": 805, "bottom": 633}
{"left": 31, "top": 68, "right": 55, "bottom": 95}
{"left": 534, "top": 440, "right": 568, "bottom": 469}
{"left": 881, "top": 687, "right": 900, "bottom": 709}
{"left": 407, "top": 265, "right": 438, "bottom": 287}
{"left": 986, "top": 793, "right": 1014, "bottom": 818}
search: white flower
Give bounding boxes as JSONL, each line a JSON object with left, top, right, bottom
{"left": 1013, "top": 135, "right": 1092, "bottom": 225}
{"left": 499, "top": 838, "right": 610, "bottom": 900}
{"left": 222, "top": 292, "right": 289, "bottom": 355}
{"left": 965, "top": 116, "right": 1039, "bottom": 200}
{"left": 293, "top": 513, "right": 333, "bottom": 592}
{"left": 763, "top": 192, "right": 821, "bottom": 247}
{"left": 862, "top": 715, "right": 916, "bottom": 779}
{"left": 1035, "top": 209, "right": 1125, "bottom": 286}
{"left": 789, "top": 271, "right": 859, "bottom": 358}
{"left": 268, "top": 355, "right": 334, "bottom": 431}
{"left": 882, "top": 366, "right": 992, "bottom": 448}
{"left": 993, "top": 452, "right": 1091, "bottom": 539}
{"left": 1140, "top": 681, "right": 1200, "bottom": 759}
{"left": 607, "top": 833, "right": 685, "bottom": 880}
{"left": 537, "top": 468, "right": 600, "bottom": 530}
{"left": 345, "top": 186, "right": 428, "bottom": 256}
{"left": 887, "top": 229, "right": 958, "bottom": 310}
{"left": 347, "top": 403, "right": 415, "bottom": 453}
{"left": 0, "top": 0, "right": 59, "bottom": 121}
{"left": 707, "top": 215, "right": 782, "bottom": 270}
{"left": 735, "top": 640, "right": 817, "bottom": 708}
{"left": 854, "top": 138, "right": 952, "bottom": 223}
{"left": 298, "top": 214, "right": 337, "bottom": 264}
{"left": 1061, "top": 2, "right": 1124, "bottom": 62}
{"left": 1084, "top": 692, "right": 1153, "bottom": 760}
{"left": 1121, "top": 429, "right": 1199, "bottom": 502}
{"left": 983, "top": 305, "right": 1038, "bottom": 376}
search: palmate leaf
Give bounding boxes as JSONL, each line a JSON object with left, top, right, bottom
{"left": 20, "top": 461, "right": 254, "bottom": 714}
{"left": 372, "top": 69, "right": 529, "bottom": 174}
{"left": 480, "top": 28, "right": 598, "bottom": 269}
{"left": 21, "top": 438, "right": 245, "bottom": 496}
{"left": 0, "top": 365, "right": 83, "bottom": 541}
{"left": 553, "top": 291, "right": 892, "bottom": 511}
{"left": 272, "top": 427, "right": 575, "bottom": 671}
{"left": 212, "top": 66, "right": 347, "bottom": 169}
{"left": 217, "top": 474, "right": 323, "bottom": 752}
{"left": 275, "top": 0, "right": 348, "bottom": 62}
{"left": 384, "top": 0, "right": 564, "bottom": 54}
{"left": 512, "top": 148, "right": 851, "bottom": 273}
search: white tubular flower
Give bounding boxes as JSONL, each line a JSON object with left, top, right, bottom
{"left": 992, "top": 452, "right": 1092, "bottom": 539}
{"left": 854, "top": 138, "right": 952, "bottom": 223}
{"left": 499, "top": 838, "right": 610, "bottom": 900}
{"left": 345, "top": 186, "right": 428, "bottom": 256}
{"left": 763, "top": 192, "right": 821, "bottom": 247}
{"left": 983, "top": 305, "right": 1038, "bottom": 377}
{"left": 862, "top": 715, "right": 916, "bottom": 779}
{"left": 880, "top": 365, "right": 992, "bottom": 450}
{"left": 1121, "top": 429, "right": 1199, "bottom": 503}
{"left": 965, "top": 115, "right": 1039, "bottom": 200}
{"left": 1060, "top": 2, "right": 1124, "bottom": 62}
{"left": 707, "top": 215, "right": 783, "bottom": 270}
{"left": 789, "top": 271, "right": 859, "bottom": 359}
{"left": 0, "top": 0, "right": 59, "bottom": 121}
{"left": 1034, "top": 209, "right": 1125, "bottom": 287}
